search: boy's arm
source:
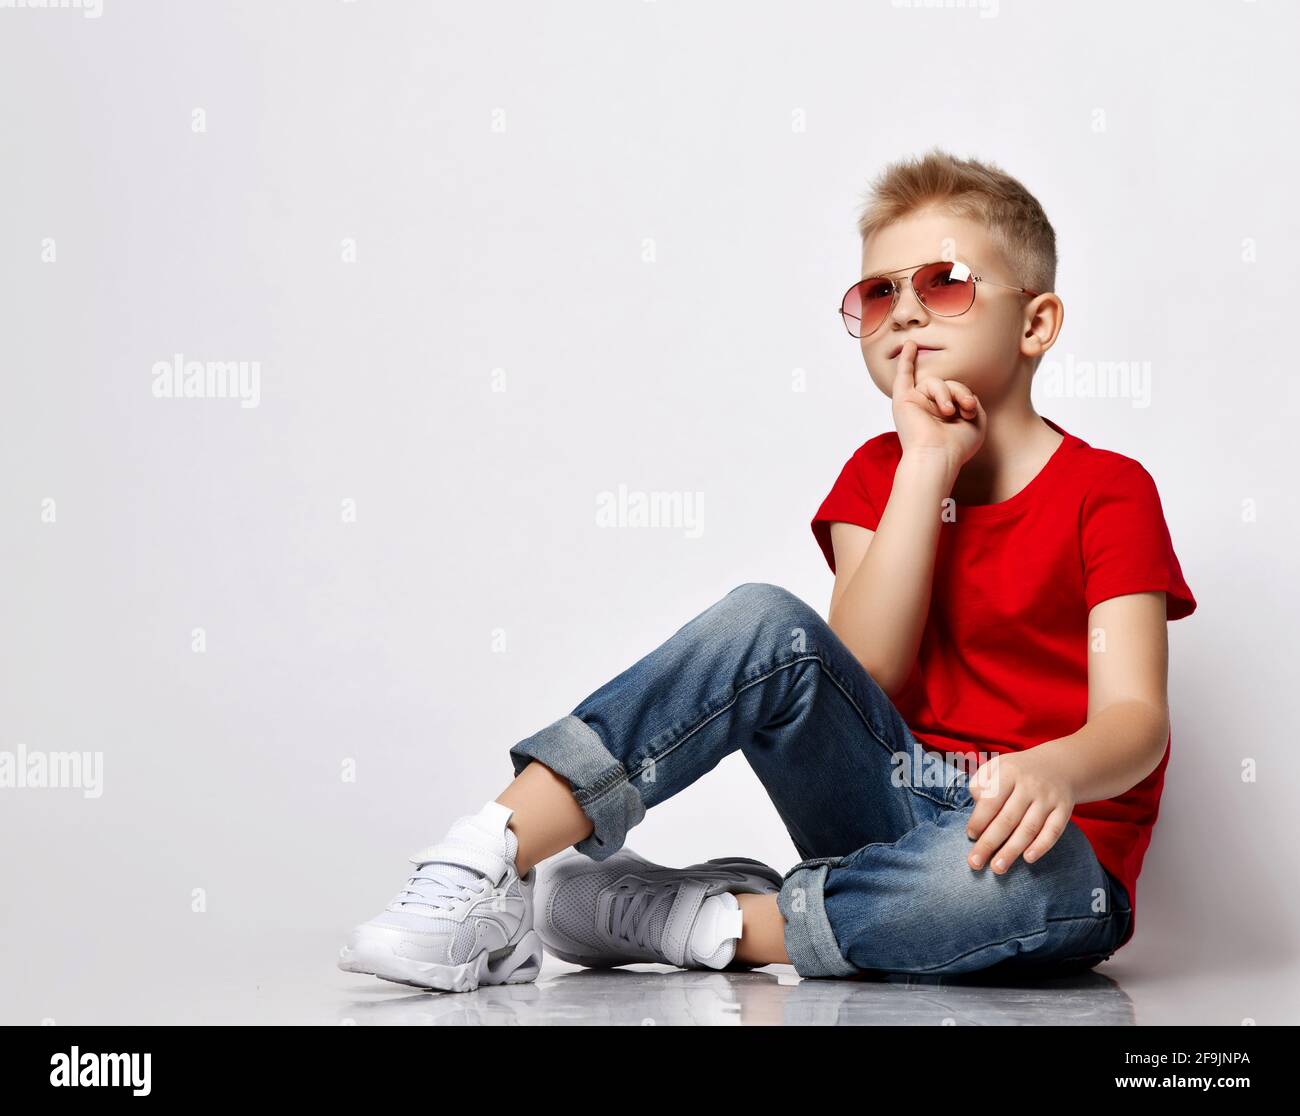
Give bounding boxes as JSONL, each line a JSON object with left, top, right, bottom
{"left": 828, "top": 449, "right": 959, "bottom": 698}
{"left": 963, "top": 590, "right": 1172, "bottom": 875}
{"left": 1032, "top": 590, "right": 1172, "bottom": 802}
{"left": 826, "top": 521, "right": 873, "bottom": 620}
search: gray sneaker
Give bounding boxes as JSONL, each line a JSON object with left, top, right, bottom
{"left": 534, "top": 847, "right": 783, "bottom": 972}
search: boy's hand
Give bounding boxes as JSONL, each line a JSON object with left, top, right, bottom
{"left": 962, "top": 751, "right": 1077, "bottom": 874}
{"left": 891, "top": 339, "right": 986, "bottom": 470}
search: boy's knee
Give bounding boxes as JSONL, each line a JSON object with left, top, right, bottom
{"left": 723, "top": 582, "right": 824, "bottom": 635}
{"left": 829, "top": 822, "right": 1051, "bottom": 973}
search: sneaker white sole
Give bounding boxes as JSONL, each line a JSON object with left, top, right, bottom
{"left": 338, "top": 929, "right": 545, "bottom": 993}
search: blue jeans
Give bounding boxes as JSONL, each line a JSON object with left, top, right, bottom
{"left": 507, "top": 582, "right": 1132, "bottom": 979}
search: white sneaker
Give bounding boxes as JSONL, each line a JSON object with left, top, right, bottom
{"left": 338, "top": 800, "right": 544, "bottom": 993}
{"left": 534, "top": 847, "right": 783, "bottom": 971}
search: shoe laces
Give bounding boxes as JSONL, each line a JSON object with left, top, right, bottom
{"left": 386, "top": 813, "right": 516, "bottom": 916}
{"left": 389, "top": 860, "right": 493, "bottom": 915}
{"left": 608, "top": 881, "right": 677, "bottom": 953}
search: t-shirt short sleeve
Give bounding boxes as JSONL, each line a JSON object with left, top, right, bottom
{"left": 811, "top": 443, "right": 881, "bottom": 575}
{"left": 1080, "top": 457, "right": 1197, "bottom": 620}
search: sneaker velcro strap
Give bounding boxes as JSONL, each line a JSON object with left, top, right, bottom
{"left": 662, "top": 880, "right": 710, "bottom": 968}
{"left": 408, "top": 839, "right": 511, "bottom": 885}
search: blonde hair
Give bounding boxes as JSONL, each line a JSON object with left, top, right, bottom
{"left": 856, "top": 148, "right": 1057, "bottom": 296}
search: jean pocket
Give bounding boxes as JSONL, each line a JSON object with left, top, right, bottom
{"left": 945, "top": 768, "right": 973, "bottom": 808}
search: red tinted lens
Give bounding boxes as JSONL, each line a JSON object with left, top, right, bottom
{"left": 912, "top": 261, "right": 974, "bottom": 316}
{"left": 841, "top": 277, "right": 895, "bottom": 337}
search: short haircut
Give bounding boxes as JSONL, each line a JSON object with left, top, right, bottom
{"left": 856, "top": 147, "right": 1057, "bottom": 296}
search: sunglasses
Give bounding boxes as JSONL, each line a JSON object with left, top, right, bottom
{"left": 838, "top": 259, "right": 1039, "bottom": 339}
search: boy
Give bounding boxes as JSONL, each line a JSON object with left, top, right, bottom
{"left": 338, "top": 149, "right": 1195, "bottom": 990}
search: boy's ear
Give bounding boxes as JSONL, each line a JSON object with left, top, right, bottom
{"left": 1021, "top": 291, "right": 1064, "bottom": 362}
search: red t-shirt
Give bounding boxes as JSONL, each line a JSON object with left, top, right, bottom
{"left": 810, "top": 416, "right": 1196, "bottom": 951}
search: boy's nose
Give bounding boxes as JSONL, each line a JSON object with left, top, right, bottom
{"left": 889, "top": 280, "right": 930, "bottom": 329}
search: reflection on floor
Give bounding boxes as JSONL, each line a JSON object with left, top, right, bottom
{"left": 12, "top": 931, "right": 1294, "bottom": 1025}
{"left": 335, "top": 959, "right": 1142, "bottom": 1026}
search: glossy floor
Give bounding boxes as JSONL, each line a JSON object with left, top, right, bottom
{"left": 8, "top": 928, "right": 1295, "bottom": 1026}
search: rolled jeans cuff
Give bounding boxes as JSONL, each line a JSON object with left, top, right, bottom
{"left": 777, "top": 859, "right": 860, "bottom": 979}
{"left": 508, "top": 714, "right": 646, "bottom": 861}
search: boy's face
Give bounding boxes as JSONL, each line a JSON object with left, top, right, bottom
{"left": 856, "top": 206, "right": 1050, "bottom": 406}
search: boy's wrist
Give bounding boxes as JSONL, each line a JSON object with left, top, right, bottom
{"left": 898, "top": 447, "right": 962, "bottom": 489}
